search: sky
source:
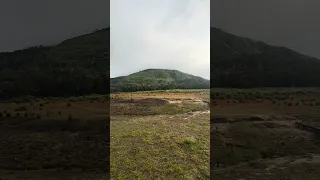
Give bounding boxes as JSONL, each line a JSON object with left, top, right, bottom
{"left": 0, "top": 0, "right": 109, "bottom": 53}
{"left": 110, "top": 0, "right": 210, "bottom": 79}
{"left": 2, "top": 0, "right": 318, "bottom": 80}
{"left": 211, "top": 0, "right": 320, "bottom": 59}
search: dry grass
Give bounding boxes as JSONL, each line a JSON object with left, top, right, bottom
{"left": 110, "top": 90, "right": 210, "bottom": 179}
{"left": 0, "top": 95, "right": 109, "bottom": 179}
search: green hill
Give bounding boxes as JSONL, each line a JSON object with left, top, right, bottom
{"left": 0, "top": 28, "right": 109, "bottom": 99}
{"left": 211, "top": 27, "right": 320, "bottom": 88}
{"left": 110, "top": 69, "right": 210, "bottom": 92}
{"left": 2, "top": 27, "right": 320, "bottom": 99}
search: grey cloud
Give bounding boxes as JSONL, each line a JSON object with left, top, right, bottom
{"left": 0, "top": 0, "right": 109, "bottom": 52}
{"left": 211, "top": 0, "right": 320, "bottom": 58}
{"left": 111, "top": 0, "right": 210, "bottom": 79}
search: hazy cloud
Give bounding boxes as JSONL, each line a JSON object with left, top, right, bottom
{"left": 211, "top": 0, "right": 320, "bottom": 58}
{"left": 111, "top": 0, "right": 210, "bottom": 79}
{"left": 0, "top": 0, "right": 109, "bottom": 52}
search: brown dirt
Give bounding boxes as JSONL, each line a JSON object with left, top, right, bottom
{"left": 0, "top": 98, "right": 110, "bottom": 180}
{"left": 211, "top": 96, "right": 320, "bottom": 179}
{"left": 111, "top": 91, "right": 209, "bottom": 100}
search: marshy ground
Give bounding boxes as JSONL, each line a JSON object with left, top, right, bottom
{"left": 3, "top": 88, "right": 318, "bottom": 179}
{"left": 110, "top": 90, "right": 210, "bottom": 179}
{"left": 0, "top": 90, "right": 210, "bottom": 180}
{"left": 211, "top": 88, "right": 320, "bottom": 180}
{"left": 0, "top": 95, "right": 110, "bottom": 180}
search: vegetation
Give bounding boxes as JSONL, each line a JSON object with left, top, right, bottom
{"left": 110, "top": 91, "right": 210, "bottom": 179}
{"left": 211, "top": 87, "right": 320, "bottom": 179}
{"left": 210, "top": 88, "right": 320, "bottom": 101}
{"left": 110, "top": 69, "right": 210, "bottom": 92}
{"left": 2, "top": 27, "right": 320, "bottom": 99}
{"left": 0, "top": 96, "right": 109, "bottom": 178}
{"left": 0, "top": 28, "right": 109, "bottom": 99}
{"left": 211, "top": 27, "right": 320, "bottom": 88}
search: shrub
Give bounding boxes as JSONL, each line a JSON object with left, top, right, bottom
{"left": 68, "top": 114, "right": 73, "bottom": 121}
{"left": 6, "top": 113, "right": 11, "bottom": 117}
{"left": 14, "top": 106, "right": 27, "bottom": 111}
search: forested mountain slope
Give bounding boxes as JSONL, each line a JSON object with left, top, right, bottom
{"left": 211, "top": 27, "right": 320, "bottom": 88}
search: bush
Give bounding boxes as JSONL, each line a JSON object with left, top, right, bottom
{"left": 68, "top": 114, "right": 73, "bottom": 121}
{"left": 14, "top": 106, "right": 27, "bottom": 111}
{"left": 6, "top": 113, "right": 11, "bottom": 117}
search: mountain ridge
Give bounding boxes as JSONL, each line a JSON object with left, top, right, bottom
{"left": 0, "top": 28, "right": 110, "bottom": 99}
{"left": 1, "top": 27, "right": 320, "bottom": 99}
{"left": 110, "top": 69, "right": 210, "bottom": 92}
{"left": 211, "top": 27, "right": 320, "bottom": 88}
{"left": 112, "top": 68, "right": 209, "bottom": 79}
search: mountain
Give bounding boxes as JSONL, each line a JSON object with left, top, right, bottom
{"left": 0, "top": 28, "right": 109, "bottom": 99}
{"left": 211, "top": 27, "right": 320, "bottom": 88}
{"left": 2, "top": 26, "right": 320, "bottom": 99}
{"left": 110, "top": 69, "right": 210, "bottom": 92}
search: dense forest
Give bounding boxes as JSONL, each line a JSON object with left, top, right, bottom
{"left": 110, "top": 69, "right": 210, "bottom": 92}
{"left": 211, "top": 27, "right": 320, "bottom": 88}
{"left": 0, "top": 28, "right": 109, "bottom": 99}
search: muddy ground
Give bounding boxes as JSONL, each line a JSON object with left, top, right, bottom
{"left": 211, "top": 89, "right": 320, "bottom": 180}
{"left": 0, "top": 97, "right": 110, "bottom": 180}
{"left": 110, "top": 90, "right": 210, "bottom": 179}
{"left": 0, "top": 90, "right": 210, "bottom": 180}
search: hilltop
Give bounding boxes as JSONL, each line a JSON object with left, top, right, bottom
{"left": 0, "top": 28, "right": 109, "bottom": 99}
{"left": 2, "top": 27, "right": 320, "bottom": 99}
{"left": 211, "top": 27, "right": 320, "bottom": 88}
{"left": 110, "top": 69, "right": 210, "bottom": 92}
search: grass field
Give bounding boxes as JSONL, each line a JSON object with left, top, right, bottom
{"left": 211, "top": 88, "right": 320, "bottom": 180}
{"left": 0, "top": 89, "right": 210, "bottom": 180}
{"left": 2, "top": 87, "right": 319, "bottom": 179}
{"left": 0, "top": 95, "right": 110, "bottom": 180}
{"left": 110, "top": 89, "right": 210, "bottom": 179}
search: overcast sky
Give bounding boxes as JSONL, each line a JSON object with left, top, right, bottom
{"left": 211, "top": 0, "right": 320, "bottom": 59}
{"left": 110, "top": 0, "right": 210, "bottom": 79}
{"left": 0, "top": 0, "right": 109, "bottom": 53}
